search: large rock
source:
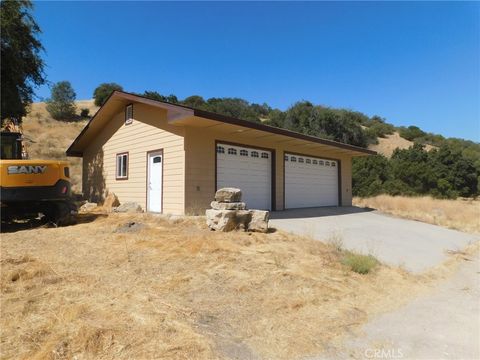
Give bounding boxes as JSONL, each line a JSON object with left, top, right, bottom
{"left": 102, "top": 193, "right": 120, "bottom": 211}
{"left": 206, "top": 209, "right": 251, "bottom": 232}
{"left": 210, "top": 201, "right": 246, "bottom": 210}
{"left": 79, "top": 202, "right": 97, "bottom": 213}
{"left": 235, "top": 210, "right": 252, "bottom": 231}
{"left": 214, "top": 188, "right": 242, "bottom": 203}
{"left": 113, "top": 202, "right": 143, "bottom": 213}
{"left": 206, "top": 209, "right": 237, "bottom": 232}
{"left": 247, "top": 210, "right": 269, "bottom": 233}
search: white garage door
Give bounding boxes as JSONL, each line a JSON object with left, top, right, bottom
{"left": 216, "top": 143, "right": 272, "bottom": 210}
{"left": 285, "top": 153, "right": 339, "bottom": 208}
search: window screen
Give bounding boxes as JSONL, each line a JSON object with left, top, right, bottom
{"left": 125, "top": 104, "right": 133, "bottom": 125}
{"left": 116, "top": 153, "right": 128, "bottom": 179}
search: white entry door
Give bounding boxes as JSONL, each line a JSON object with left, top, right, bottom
{"left": 147, "top": 152, "right": 163, "bottom": 212}
{"left": 216, "top": 143, "right": 272, "bottom": 210}
{"left": 285, "top": 153, "right": 339, "bottom": 208}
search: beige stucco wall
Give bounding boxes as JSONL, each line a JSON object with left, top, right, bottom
{"left": 184, "top": 125, "right": 354, "bottom": 214}
{"left": 82, "top": 104, "right": 185, "bottom": 214}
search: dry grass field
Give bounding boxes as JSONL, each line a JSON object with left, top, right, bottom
{"left": 354, "top": 195, "right": 480, "bottom": 234}
{"left": 1, "top": 213, "right": 433, "bottom": 360}
{"left": 20, "top": 101, "right": 99, "bottom": 192}
{"left": 368, "top": 132, "right": 436, "bottom": 157}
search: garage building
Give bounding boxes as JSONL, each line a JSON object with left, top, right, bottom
{"left": 67, "top": 91, "right": 375, "bottom": 214}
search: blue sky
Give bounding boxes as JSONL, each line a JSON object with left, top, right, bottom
{"left": 34, "top": 1, "right": 479, "bottom": 141}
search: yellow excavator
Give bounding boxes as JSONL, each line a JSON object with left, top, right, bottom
{"left": 0, "top": 120, "right": 77, "bottom": 226}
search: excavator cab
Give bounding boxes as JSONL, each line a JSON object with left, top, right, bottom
{"left": 1, "top": 132, "right": 23, "bottom": 160}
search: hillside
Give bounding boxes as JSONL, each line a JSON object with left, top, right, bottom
{"left": 20, "top": 101, "right": 99, "bottom": 192}
{"left": 368, "top": 132, "right": 436, "bottom": 157}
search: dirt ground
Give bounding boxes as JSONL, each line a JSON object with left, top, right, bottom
{"left": 0, "top": 212, "right": 440, "bottom": 360}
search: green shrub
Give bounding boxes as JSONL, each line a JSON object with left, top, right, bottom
{"left": 342, "top": 252, "right": 378, "bottom": 274}
{"left": 364, "top": 127, "right": 380, "bottom": 145}
{"left": 93, "top": 83, "right": 123, "bottom": 106}
{"left": 398, "top": 125, "right": 426, "bottom": 141}
{"left": 80, "top": 108, "right": 90, "bottom": 118}
{"left": 369, "top": 121, "right": 395, "bottom": 138}
{"left": 352, "top": 143, "right": 479, "bottom": 198}
{"left": 46, "top": 81, "right": 77, "bottom": 120}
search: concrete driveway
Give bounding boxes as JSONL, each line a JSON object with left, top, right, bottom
{"left": 315, "top": 251, "right": 480, "bottom": 360}
{"left": 270, "top": 207, "right": 479, "bottom": 273}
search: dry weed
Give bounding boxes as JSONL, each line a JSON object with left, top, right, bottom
{"left": 1, "top": 213, "right": 431, "bottom": 359}
{"left": 354, "top": 195, "right": 480, "bottom": 234}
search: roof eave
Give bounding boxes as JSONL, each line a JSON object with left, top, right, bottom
{"left": 193, "top": 109, "right": 377, "bottom": 156}
{"left": 66, "top": 90, "right": 377, "bottom": 157}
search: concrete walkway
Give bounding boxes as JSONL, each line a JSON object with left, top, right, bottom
{"left": 270, "top": 207, "right": 479, "bottom": 273}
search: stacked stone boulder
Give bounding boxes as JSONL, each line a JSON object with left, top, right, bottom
{"left": 206, "top": 188, "right": 269, "bottom": 233}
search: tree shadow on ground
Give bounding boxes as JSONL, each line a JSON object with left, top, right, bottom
{"left": 270, "top": 206, "right": 375, "bottom": 220}
{"left": 1, "top": 213, "right": 106, "bottom": 234}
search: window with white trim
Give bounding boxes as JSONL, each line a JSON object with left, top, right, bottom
{"left": 298, "top": 158, "right": 304, "bottom": 163}
{"left": 240, "top": 149, "right": 248, "bottom": 156}
{"left": 116, "top": 153, "right": 128, "bottom": 179}
{"left": 331, "top": 162, "right": 336, "bottom": 167}
{"left": 284, "top": 155, "right": 288, "bottom": 161}
{"left": 291, "top": 156, "right": 297, "bottom": 162}
{"left": 228, "top": 148, "right": 237, "bottom": 155}
{"left": 319, "top": 160, "right": 324, "bottom": 166}
{"left": 251, "top": 151, "right": 259, "bottom": 158}
{"left": 325, "top": 161, "right": 330, "bottom": 166}
{"left": 216, "top": 146, "right": 225, "bottom": 154}
{"left": 125, "top": 104, "right": 133, "bottom": 125}
{"left": 306, "top": 158, "right": 311, "bottom": 164}
{"left": 312, "top": 159, "right": 318, "bottom": 164}
{"left": 261, "top": 152, "right": 269, "bottom": 159}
